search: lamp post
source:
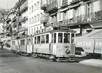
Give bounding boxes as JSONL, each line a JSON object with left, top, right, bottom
{"left": 17, "top": 0, "right": 21, "bottom": 38}
{"left": 16, "top": 0, "right": 21, "bottom": 52}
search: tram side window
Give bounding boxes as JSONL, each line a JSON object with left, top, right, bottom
{"left": 54, "top": 33, "right": 56, "bottom": 43}
{"left": 41, "top": 35, "right": 45, "bottom": 44}
{"left": 46, "top": 34, "right": 49, "bottom": 43}
{"left": 37, "top": 36, "right": 40, "bottom": 44}
{"left": 71, "top": 33, "right": 74, "bottom": 43}
{"left": 34, "top": 37, "right": 36, "bottom": 44}
{"left": 64, "top": 33, "right": 69, "bottom": 43}
{"left": 58, "top": 33, "right": 63, "bottom": 43}
{"left": 21, "top": 40, "right": 25, "bottom": 45}
{"left": 27, "top": 39, "right": 31, "bottom": 44}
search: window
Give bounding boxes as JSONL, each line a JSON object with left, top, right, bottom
{"left": 71, "top": 33, "right": 74, "bottom": 43}
{"left": 34, "top": 37, "right": 36, "bottom": 44}
{"left": 64, "top": 33, "right": 69, "bottom": 43}
{"left": 37, "top": 36, "right": 40, "bottom": 44}
{"left": 41, "top": 35, "right": 45, "bottom": 44}
{"left": 58, "top": 33, "right": 63, "bottom": 43}
{"left": 93, "top": 1, "right": 100, "bottom": 12}
{"left": 63, "top": 11, "right": 67, "bottom": 20}
{"left": 27, "top": 39, "right": 31, "bottom": 44}
{"left": 46, "top": 34, "right": 49, "bottom": 43}
{"left": 21, "top": 40, "right": 25, "bottom": 45}
{"left": 87, "top": 3, "right": 92, "bottom": 17}
{"left": 54, "top": 33, "right": 56, "bottom": 43}
{"left": 12, "top": 41, "right": 15, "bottom": 45}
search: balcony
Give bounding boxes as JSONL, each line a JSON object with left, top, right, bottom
{"left": 41, "top": 4, "right": 47, "bottom": 11}
{"left": 12, "top": 16, "right": 17, "bottom": 22}
{"left": 19, "top": 17, "right": 28, "bottom": 23}
{"left": 40, "top": 14, "right": 49, "bottom": 25}
{"left": 20, "top": 0, "right": 28, "bottom": 13}
{"left": 95, "top": 10, "right": 102, "bottom": 21}
{"left": 44, "top": 10, "right": 102, "bottom": 28}
{"left": 41, "top": 0, "right": 47, "bottom": 11}
{"left": 6, "top": 18, "right": 11, "bottom": 24}
{"left": 46, "top": 0, "right": 58, "bottom": 14}
{"left": 61, "top": 0, "right": 68, "bottom": 8}
{"left": 71, "top": 0, "right": 80, "bottom": 5}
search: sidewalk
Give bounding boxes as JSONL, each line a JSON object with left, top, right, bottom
{"left": 79, "top": 59, "right": 102, "bottom": 68}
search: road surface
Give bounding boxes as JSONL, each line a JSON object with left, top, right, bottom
{"left": 0, "top": 48, "right": 102, "bottom": 73}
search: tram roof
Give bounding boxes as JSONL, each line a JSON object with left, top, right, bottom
{"left": 34, "top": 29, "right": 76, "bottom": 36}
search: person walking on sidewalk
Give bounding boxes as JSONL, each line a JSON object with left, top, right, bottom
{"left": 1, "top": 42, "right": 4, "bottom": 50}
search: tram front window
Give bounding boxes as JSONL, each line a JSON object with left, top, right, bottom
{"left": 64, "top": 33, "right": 69, "bottom": 43}
{"left": 58, "top": 33, "right": 63, "bottom": 43}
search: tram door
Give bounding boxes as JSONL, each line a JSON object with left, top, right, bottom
{"left": 69, "top": 32, "right": 76, "bottom": 56}
{"left": 49, "top": 33, "right": 55, "bottom": 54}
{"left": 27, "top": 38, "right": 33, "bottom": 54}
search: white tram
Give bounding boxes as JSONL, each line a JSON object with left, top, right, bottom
{"left": 32, "top": 30, "right": 76, "bottom": 60}
{"left": 11, "top": 30, "right": 76, "bottom": 60}
{"left": 11, "top": 37, "right": 33, "bottom": 56}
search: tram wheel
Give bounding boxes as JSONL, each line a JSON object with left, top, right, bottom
{"left": 32, "top": 53, "right": 38, "bottom": 58}
{"left": 49, "top": 55, "right": 56, "bottom": 62}
{"left": 56, "top": 58, "right": 61, "bottom": 62}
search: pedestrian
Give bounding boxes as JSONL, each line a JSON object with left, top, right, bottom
{"left": 1, "top": 42, "right": 4, "bottom": 50}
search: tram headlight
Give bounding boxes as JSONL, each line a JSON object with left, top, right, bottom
{"left": 65, "top": 49, "right": 70, "bottom": 54}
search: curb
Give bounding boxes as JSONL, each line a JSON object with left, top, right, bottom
{"left": 79, "top": 59, "right": 102, "bottom": 68}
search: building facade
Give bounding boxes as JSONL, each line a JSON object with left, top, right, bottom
{"left": 9, "top": 0, "right": 28, "bottom": 38}
{"left": 28, "top": 0, "right": 45, "bottom": 36}
{"left": 41, "top": 0, "right": 102, "bottom": 36}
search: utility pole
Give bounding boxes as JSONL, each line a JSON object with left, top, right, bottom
{"left": 16, "top": 0, "right": 21, "bottom": 52}
{"left": 17, "top": 0, "right": 21, "bottom": 37}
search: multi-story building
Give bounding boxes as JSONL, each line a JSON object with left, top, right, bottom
{"left": 41, "top": 0, "right": 102, "bottom": 36}
{"left": 0, "top": 22, "right": 3, "bottom": 39}
{"left": 0, "top": 0, "right": 29, "bottom": 49}
{"left": 11, "top": 0, "right": 28, "bottom": 38}
{"left": 28, "top": 0, "right": 45, "bottom": 36}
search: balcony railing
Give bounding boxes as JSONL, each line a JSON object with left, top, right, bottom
{"left": 44, "top": 10, "right": 102, "bottom": 27}
{"left": 41, "top": 0, "right": 47, "bottom": 11}
{"left": 61, "top": 0, "right": 68, "bottom": 8}
{"left": 71, "top": 0, "right": 80, "bottom": 5}
{"left": 46, "top": 0, "right": 58, "bottom": 14}
{"left": 41, "top": 4, "right": 47, "bottom": 11}
{"left": 12, "top": 16, "right": 17, "bottom": 22}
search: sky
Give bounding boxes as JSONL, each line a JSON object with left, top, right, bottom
{"left": 0, "top": 0, "right": 18, "bottom": 9}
